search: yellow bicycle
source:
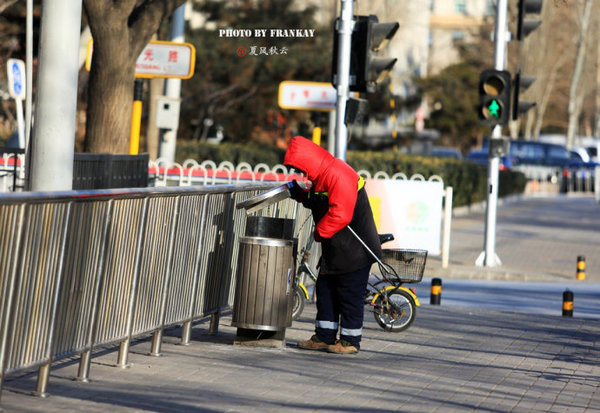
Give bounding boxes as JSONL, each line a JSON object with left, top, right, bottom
{"left": 292, "top": 228, "right": 427, "bottom": 332}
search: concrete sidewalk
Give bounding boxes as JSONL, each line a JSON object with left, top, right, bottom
{"left": 1, "top": 304, "right": 598, "bottom": 412}
{"left": 2, "top": 192, "right": 599, "bottom": 412}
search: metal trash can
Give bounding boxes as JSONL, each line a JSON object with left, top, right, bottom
{"left": 244, "top": 216, "right": 294, "bottom": 240}
{"left": 231, "top": 235, "right": 295, "bottom": 330}
{"left": 234, "top": 191, "right": 298, "bottom": 345}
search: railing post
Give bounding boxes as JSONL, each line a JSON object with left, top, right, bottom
{"left": 33, "top": 202, "right": 72, "bottom": 397}
{"left": 442, "top": 186, "right": 453, "bottom": 269}
{"left": 209, "top": 313, "right": 220, "bottom": 335}
{"left": 150, "top": 196, "right": 181, "bottom": 356}
{"left": 77, "top": 199, "right": 114, "bottom": 382}
{"left": 76, "top": 350, "right": 92, "bottom": 383}
{"left": 210, "top": 194, "right": 237, "bottom": 335}
{"left": 34, "top": 363, "right": 51, "bottom": 398}
{"left": 116, "top": 197, "right": 149, "bottom": 368}
{"left": 0, "top": 204, "right": 26, "bottom": 403}
{"left": 181, "top": 195, "right": 209, "bottom": 345}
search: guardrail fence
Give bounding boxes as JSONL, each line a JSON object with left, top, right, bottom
{"left": 0, "top": 183, "right": 314, "bottom": 403}
{"left": 0, "top": 156, "right": 511, "bottom": 405}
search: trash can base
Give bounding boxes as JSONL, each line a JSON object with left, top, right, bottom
{"left": 233, "top": 328, "right": 286, "bottom": 349}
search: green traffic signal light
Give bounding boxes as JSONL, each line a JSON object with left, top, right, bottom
{"left": 478, "top": 69, "right": 511, "bottom": 126}
{"left": 487, "top": 99, "right": 501, "bottom": 119}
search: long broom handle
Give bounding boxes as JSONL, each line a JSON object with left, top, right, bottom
{"left": 347, "top": 225, "right": 390, "bottom": 269}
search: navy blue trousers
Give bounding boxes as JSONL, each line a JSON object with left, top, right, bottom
{"left": 314, "top": 266, "right": 370, "bottom": 349}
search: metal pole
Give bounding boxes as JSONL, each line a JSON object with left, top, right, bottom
{"left": 25, "top": 0, "right": 33, "bottom": 147}
{"left": 478, "top": 0, "right": 507, "bottom": 268}
{"left": 157, "top": 3, "right": 186, "bottom": 164}
{"left": 327, "top": 110, "right": 336, "bottom": 154}
{"left": 29, "top": 0, "right": 82, "bottom": 191}
{"left": 334, "top": 0, "right": 354, "bottom": 161}
{"left": 24, "top": 0, "right": 33, "bottom": 190}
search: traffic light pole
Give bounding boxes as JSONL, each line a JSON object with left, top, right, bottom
{"left": 333, "top": 0, "right": 354, "bottom": 161}
{"left": 477, "top": 0, "right": 508, "bottom": 268}
{"left": 29, "top": 0, "right": 82, "bottom": 191}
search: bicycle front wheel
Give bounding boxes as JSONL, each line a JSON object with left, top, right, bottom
{"left": 373, "top": 289, "right": 416, "bottom": 332}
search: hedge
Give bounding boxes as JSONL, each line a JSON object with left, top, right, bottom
{"left": 176, "top": 140, "right": 526, "bottom": 207}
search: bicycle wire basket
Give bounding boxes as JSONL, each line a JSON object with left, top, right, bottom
{"left": 380, "top": 249, "right": 428, "bottom": 283}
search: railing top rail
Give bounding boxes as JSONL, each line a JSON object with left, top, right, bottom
{"left": 0, "top": 182, "right": 280, "bottom": 204}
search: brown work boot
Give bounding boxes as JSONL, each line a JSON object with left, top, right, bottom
{"left": 297, "top": 335, "right": 329, "bottom": 351}
{"left": 327, "top": 339, "right": 358, "bottom": 355}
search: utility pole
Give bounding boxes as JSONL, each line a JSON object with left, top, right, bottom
{"left": 333, "top": 0, "right": 354, "bottom": 161}
{"left": 157, "top": 3, "right": 186, "bottom": 164}
{"left": 29, "top": 0, "right": 82, "bottom": 191}
{"left": 477, "top": 0, "right": 508, "bottom": 267}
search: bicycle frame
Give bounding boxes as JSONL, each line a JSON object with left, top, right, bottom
{"left": 370, "top": 285, "right": 420, "bottom": 307}
{"left": 292, "top": 222, "right": 425, "bottom": 332}
{"left": 295, "top": 263, "right": 316, "bottom": 301}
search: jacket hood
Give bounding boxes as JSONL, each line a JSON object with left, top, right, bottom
{"left": 284, "top": 136, "right": 334, "bottom": 182}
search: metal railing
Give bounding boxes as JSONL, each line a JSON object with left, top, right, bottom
{"left": 0, "top": 183, "right": 310, "bottom": 402}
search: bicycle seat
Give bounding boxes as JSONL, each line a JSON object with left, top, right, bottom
{"left": 378, "top": 233, "right": 394, "bottom": 245}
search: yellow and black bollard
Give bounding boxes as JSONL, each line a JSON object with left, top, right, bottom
{"left": 430, "top": 278, "right": 442, "bottom": 305}
{"left": 576, "top": 256, "right": 586, "bottom": 281}
{"left": 562, "top": 289, "right": 574, "bottom": 317}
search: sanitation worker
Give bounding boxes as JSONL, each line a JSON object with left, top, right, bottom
{"left": 284, "top": 136, "right": 382, "bottom": 354}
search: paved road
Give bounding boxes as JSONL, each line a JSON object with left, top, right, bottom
{"left": 420, "top": 278, "right": 600, "bottom": 319}
{"left": 427, "top": 193, "right": 600, "bottom": 282}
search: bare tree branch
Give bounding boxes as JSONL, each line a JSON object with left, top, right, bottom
{"left": 566, "top": 0, "right": 593, "bottom": 147}
{"left": 0, "top": 0, "right": 19, "bottom": 15}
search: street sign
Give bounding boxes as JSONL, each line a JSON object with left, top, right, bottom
{"left": 6, "top": 58, "right": 26, "bottom": 148}
{"left": 7, "top": 58, "right": 26, "bottom": 100}
{"left": 86, "top": 39, "right": 196, "bottom": 79}
{"left": 278, "top": 81, "right": 336, "bottom": 111}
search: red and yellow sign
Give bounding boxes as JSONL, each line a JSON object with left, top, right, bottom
{"left": 86, "top": 39, "right": 195, "bottom": 79}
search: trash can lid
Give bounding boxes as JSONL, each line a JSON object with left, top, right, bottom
{"left": 239, "top": 236, "right": 294, "bottom": 247}
{"left": 237, "top": 183, "right": 291, "bottom": 214}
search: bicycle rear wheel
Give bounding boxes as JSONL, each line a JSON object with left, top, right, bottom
{"left": 373, "top": 289, "right": 416, "bottom": 332}
{"left": 292, "top": 285, "right": 306, "bottom": 321}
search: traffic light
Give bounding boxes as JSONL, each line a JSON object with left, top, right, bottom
{"left": 332, "top": 15, "right": 399, "bottom": 93}
{"left": 513, "top": 0, "right": 542, "bottom": 119}
{"left": 517, "top": 0, "right": 543, "bottom": 40}
{"left": 478, "top": 69, "right": 511, "bottom": 126}
{"left": 512, "top": 72, "right": 536, "bottom": 120}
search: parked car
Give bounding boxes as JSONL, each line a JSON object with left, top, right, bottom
{"left": 465, "top": 149, "right": 514, "bottom": 171}
{"left": 431, "top": 146, "right": 462, "bottom": 159}
{"left": 482, "top": 139, "right": 571, "bottom": 168}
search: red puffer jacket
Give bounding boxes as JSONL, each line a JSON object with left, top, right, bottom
{"left": 284, "top": 136, "right": 381, "bottom": 274}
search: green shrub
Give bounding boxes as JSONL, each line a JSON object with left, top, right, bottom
{"left": 175, "top": 141, "right": 526, "bottom": 207}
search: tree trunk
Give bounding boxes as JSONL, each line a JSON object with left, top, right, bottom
{"left": 533, "top": 55, "right": 567, "bottom": 139}
{"left": 85, "top": 33, "right": 137, "bottom": 153}
{"left": 82, "top": 0, "right": 185, "bottom": 154}
{"left": 566, "top": 0, "right": 593, "bottom": 148}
